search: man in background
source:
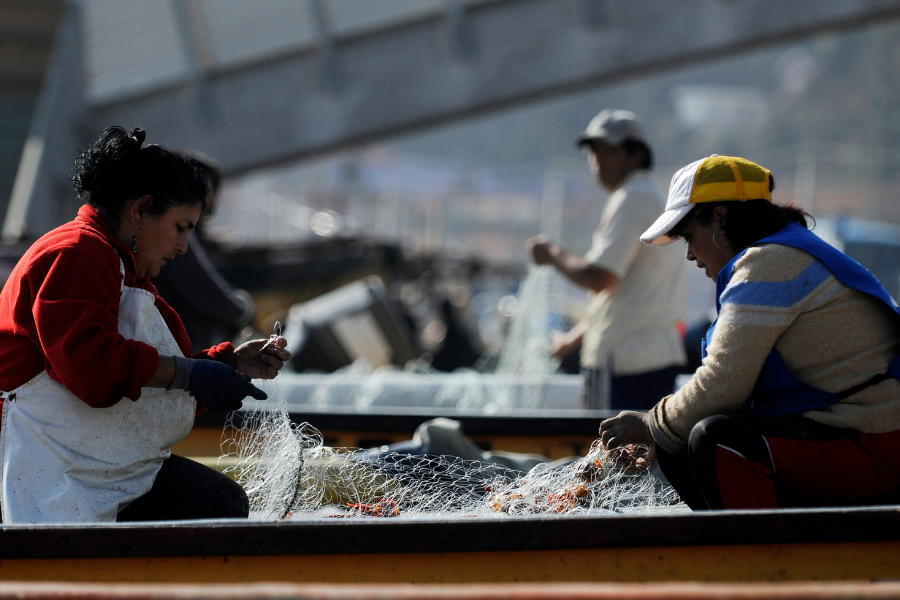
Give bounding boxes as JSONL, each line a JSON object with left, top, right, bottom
{"left": 528, "top": 109, "right": 686, "bottom": 410}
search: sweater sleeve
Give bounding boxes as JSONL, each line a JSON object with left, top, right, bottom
{"left": 198, "top": 342, "right": 236, "bottom": 363}
{"left": 27, "top": 238, "right": 159, "bottom": 406}
{"left": 650, "top": 245, "right": 826, "bottom": 449}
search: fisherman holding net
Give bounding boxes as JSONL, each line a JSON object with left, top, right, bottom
{"left": 0, "top": 126, "right": 290, "bottom": 523}
{"left": 600, "top": 155, "right": 900, "bottom": 509}
{"left": 527, "top": 109, "right": 686, "bottom": 411}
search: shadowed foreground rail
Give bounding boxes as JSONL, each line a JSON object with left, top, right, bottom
{"left": 0, "top": 506, "right": 898, "bottom": 583}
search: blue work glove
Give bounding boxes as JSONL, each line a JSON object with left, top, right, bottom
{"left": 169, "top": 356, "right": 267, "bottom": 413}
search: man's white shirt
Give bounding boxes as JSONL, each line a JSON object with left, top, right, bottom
{"left": 580, "top": 169, "right": 687, "bottom": 375}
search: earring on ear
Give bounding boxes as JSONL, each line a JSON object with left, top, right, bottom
{"left": 131, "top": 229, "right": 137, "bottom": 254}
{"left": 712, "top": 228, "right": 731, "bottom": 250}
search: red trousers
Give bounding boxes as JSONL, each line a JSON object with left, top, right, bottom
{"left": 656, "top": 414, "right": 900, "bottom": 510}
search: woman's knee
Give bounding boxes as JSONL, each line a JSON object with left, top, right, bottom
{"left": 208, "top": 471, "right": 250, "bottom": 519}
{"left": 687, "top": 415, "right": 731, "bottom": 458}
{"left": 688, "top": 414, "right": 774, "bottom": 468}
{"left": 160, "top": 455, "right": 250, "bottom": 519}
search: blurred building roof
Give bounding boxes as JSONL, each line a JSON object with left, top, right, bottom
{"left": 6, "top": 0, "right": 900, "bottom": 242}
{"left": 81, "top": 0, "right": 495, "bottom": 105}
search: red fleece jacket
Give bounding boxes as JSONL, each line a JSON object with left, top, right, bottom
{"left": 0, "top": 205, "right": 233, "bottom": 409}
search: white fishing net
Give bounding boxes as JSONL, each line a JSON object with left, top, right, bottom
{"left": 303, "top": 265, "right": 568, "bottom": 412}
{"left": 219, "top": 265, "right": 686, "bottom": 519}
{"left": 491, "top": 264, "right": 564, "bottom": 409}
{"left": 221, "top": 387, "right": 683, "bottom": 519}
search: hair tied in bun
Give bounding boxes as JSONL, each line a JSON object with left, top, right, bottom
{"left": 128, "top": 128, "right": 146, "bottom": 150}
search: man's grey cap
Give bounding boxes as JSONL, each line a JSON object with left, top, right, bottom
{"left": 576, "top": 109, "right": 647, "bottom": 147}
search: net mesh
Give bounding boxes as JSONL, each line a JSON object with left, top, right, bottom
{"left": 221, "top": 392, "right": 684, "bottom": 519}
{"left": 303, "top": 265, "right": 567, "bottom": 412}
{"left": 219, "top": 265, "right": 686, "bottom": 519}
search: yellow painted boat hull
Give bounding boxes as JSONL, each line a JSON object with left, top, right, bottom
{"left": 1, "top": 507, "right": 898, "bottom": 583}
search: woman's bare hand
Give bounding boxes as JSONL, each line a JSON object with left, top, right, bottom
{"left": 598, "top": 410, "right": 654, "bottom": 449}
{"left": 597, "top": 410, "right": 657, "bottom": 472}
{"left": 233, "top": 336, "right": 291, "bottom": 380}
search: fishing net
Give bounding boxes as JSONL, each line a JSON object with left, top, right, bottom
{"left": 304, "top": 265, "right": 568, "bottom": 412}
{"left": 490, "top": 264, "right": 565, "bottom": 409}
{"left": 221, "top": 385, "right": 683, "bottom": 519}
{"left": 219, "top": 265, "right": 686, "bottom": 519}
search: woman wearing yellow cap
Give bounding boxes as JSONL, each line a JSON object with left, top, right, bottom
{"left": 599, "top": 155, "right": 900, "bottom": 510}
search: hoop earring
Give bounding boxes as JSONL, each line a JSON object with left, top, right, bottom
{"left": 131, "top": 229, "right": 137, "bottom": 254}
{"left": 712, "top": 228, "right": 731, "bottom": 250}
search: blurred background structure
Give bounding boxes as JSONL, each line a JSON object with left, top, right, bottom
{"left": 5, "top": 0, "right": 900, "bottom": 374}
{"left": 0, "top": 0, "right": 63, "bottom": 239}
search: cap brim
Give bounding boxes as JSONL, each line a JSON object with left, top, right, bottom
{"left": 575, "top": 132, "right": 619, "bottom": 147}
{"left": 575, "top": 132, "right": 598, "bottom": 147}
{"left": 640, "top": 204, "right": 694, "bottom": 246}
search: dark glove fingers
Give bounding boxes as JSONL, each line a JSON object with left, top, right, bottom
{"left": 232, "top": 375, "right": 267, "bottom": 401}
{"left": 188, "top": 360, "right": 236, "bottom": 412}
{"left": 248, "top": 383, "right": 267, "bottom": 400}
{"left": 227, "top": 373, "right": 268, "bottom": 403}
{"left": 188, "top": 361, "right": 268, "bottom": 412}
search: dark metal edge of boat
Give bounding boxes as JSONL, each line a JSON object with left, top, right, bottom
{"left": 0, "top": 506, "right": 897, "bottom": 560}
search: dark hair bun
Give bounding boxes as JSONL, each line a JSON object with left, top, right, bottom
{"left": 72, "top": 125, "right": 133, "bottom": 195}
{"left": 128, "top": 128, "right": 146, "bottom": 150}
{"left": 72, "top": 125, "right": 208, "bottom": 230}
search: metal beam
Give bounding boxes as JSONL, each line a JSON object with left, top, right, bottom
{"left": 9, "top": 0, "right": 900, "bottom": 238}
{"left": 87, "top": 0, "right": 900, "bottom": 177}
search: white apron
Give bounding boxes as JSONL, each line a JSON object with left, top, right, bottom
{"left": 0, "top": 261, "right": 196, "bottom": 523}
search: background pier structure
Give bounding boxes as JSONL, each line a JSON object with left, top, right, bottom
{"left": 5, "top": 0, "right": 900, "bottom": 240}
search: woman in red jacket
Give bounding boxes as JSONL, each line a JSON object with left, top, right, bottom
{"left": 0, "top": 126, "right": 290, "bottom": 523}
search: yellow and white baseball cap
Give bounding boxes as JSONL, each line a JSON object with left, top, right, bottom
{"left": 640, "top": 155, "right": 772, "bottom": 245}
